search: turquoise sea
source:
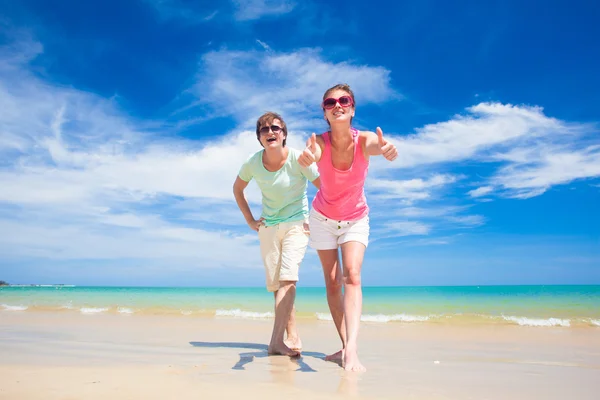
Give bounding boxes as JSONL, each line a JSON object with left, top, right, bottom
{"left": 1, "top": 285, "right": 599, "bottom": 328}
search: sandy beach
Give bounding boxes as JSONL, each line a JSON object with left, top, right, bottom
{"left": 1, "top": 311, "right": 599, "bottom": 399}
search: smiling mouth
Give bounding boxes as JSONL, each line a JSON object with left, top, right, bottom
{"left": 267, "top": 137, "right": 277, "bottom": 143}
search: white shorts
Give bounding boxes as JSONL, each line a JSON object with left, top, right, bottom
{"left": 308, "top": 208, "right": 369, "bottom": 250}
{"left": 258, "top": 220, "right": 309, "bottom": 292}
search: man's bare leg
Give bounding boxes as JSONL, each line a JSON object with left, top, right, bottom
{"left": 275, "top": 292, "right": 301, "bottom": 348}
{"left": 340, "top": 241, "right": 367, "bottom": 371}
{"left": 284, "top": 304, "right": 302, "bottom": 351}
{"left": 317, "top": 249, "right": 346, "bottom": 361}
{"left": 268, "top": 281, "right": 299, "bottom": 356}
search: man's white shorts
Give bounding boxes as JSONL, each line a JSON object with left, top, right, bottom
{"left": 258, "top": 220, "right": 309, "bottom": 292}
{"left": 308, "top": 208, "right": 369, "bottom": 250}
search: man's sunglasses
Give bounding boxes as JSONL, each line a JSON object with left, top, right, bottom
{"left": 322, "top": 96, "right": 354, "bottom": 110}
{"left": 259, "top": 125, "right": 283, "bottom": 135}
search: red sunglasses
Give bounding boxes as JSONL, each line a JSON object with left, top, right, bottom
{"left": 322, "top": 96, "right": 354, "bottom": 110}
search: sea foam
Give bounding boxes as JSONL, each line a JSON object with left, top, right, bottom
{"left": 362, "top": 313, "right": 430, "bottom": 323}
{"left": 80, "top": 307, "right": 109, "bottom": 314}
{"left": 316, "top": 312, "right": 430, "bottom": 323}
{"left": 1, "top": 304, "right": 28, "bottom": 311}
{"left": 502, "top": 315, "right": 570, "bottom": 327}
{"left": 316, "top": 312, "right": 333, "bottom": 321}
{"left": 590, "top": 319, "right": 600, "bottom": 327}
{"left": 215, "top": 309, "right": 274, "bottom": 319}
{"left": 117, "top": 307, "right": 134, "bottom": 314}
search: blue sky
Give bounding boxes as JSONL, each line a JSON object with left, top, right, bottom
{"left": 0, "top": 0, "right": 598, "bottom": 286}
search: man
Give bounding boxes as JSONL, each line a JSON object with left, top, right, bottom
{"left": 233, "top": 112, "right": 320, "bottom": 356}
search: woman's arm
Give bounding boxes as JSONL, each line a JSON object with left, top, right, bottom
{"left": 298, "top": 133, "right": 324, "bottom": 166}
{"left": 363, "top": 127, "right": 398, "bottom": 161}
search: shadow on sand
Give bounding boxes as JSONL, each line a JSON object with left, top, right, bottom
{"left": 189, "top": 341, "right": 328, "bottom": 372}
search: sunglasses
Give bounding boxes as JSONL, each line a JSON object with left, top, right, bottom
{"left": 322, "top": 96, "right": 354, "bottom": 110}
{"left": 259, "top": 125, "right": 283, "bottom": 135}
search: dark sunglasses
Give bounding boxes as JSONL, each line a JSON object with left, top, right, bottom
{"left": 322, "top": 96, "right": 354, "bottom": 110}
{"left": 259, "top": 125, "right": 283, "bottom": 135}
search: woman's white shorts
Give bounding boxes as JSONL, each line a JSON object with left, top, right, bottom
{"left": 308, "top": 208, "right": 369, "bottom": 250}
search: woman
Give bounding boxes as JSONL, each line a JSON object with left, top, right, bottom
{"left": 298, "top": 84, "right": 398, "bottom": 371}
{"left": 233, "top": 111, "right": 320, "bottom": 357}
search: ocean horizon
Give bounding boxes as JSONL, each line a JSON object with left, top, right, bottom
{"left": 2, "top": 284, "right": 599, "bottom": 328}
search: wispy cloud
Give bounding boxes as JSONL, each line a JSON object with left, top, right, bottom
{"left": 0, "top": 36, "right": 270, "bottom": 267}
{"left": 233, "top": 0, "right": 296, "bottom": 21}
{"left": 368, "top": 174, "right": 459, "bottom": 203}
{"left": 204, "top": 10, "right": 219, "bottom": 21}
{"left": 371, "top": 203, "right": 484, "bottom": 241}
{"left": 379, "top": 221, "right": 431, "bottom": 237}
{"left": 145, "top": 0, "right": 294, "bottom": 23}
{"left": 183, "top": 47, "right": 399, "bottom": 130}
{"left": 446, "top": 215, "right": 485, "bottom": 227}
{"left": 491, "top": 144, "right": 600, "bottom": 198}
{"left": 1, "top": 27, "right": 598, "bottom": 275}
{"left": 143, "top": 0, "right": 219, "bottom": 23}
{"left": 386, "top": 103, "right": 600, "bottom": 198}
{"left": 393, "top": 206, "right": 468, "bottom": 218}
{"left": 256, "top": 39, "right": 271, "bottom": 51}
{"left": 468, "top": 186, "right": 494, "bottom": 198}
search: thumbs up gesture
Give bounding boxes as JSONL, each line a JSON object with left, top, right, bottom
{"left": 377, "top": 127, "right": 398, "bottom": 161}
{"left": 298, "top": 133, "right": 318, "bottom": 167}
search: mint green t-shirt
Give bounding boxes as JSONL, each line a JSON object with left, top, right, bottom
{"left": 238, "top": 148, "right": 319, "bottom": 227}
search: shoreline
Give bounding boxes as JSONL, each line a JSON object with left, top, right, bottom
{"left": 2, "top": 306, "right": 600, "bottom": 329}
{"left": 1, "top": 311, "right": 599, "bottom": 399}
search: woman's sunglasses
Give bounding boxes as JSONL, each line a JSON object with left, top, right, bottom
{"left": 259, "top": 125, "right": 283, "bottom": 135}
{"left": 322, "top": 96, "right": 354, "bottom": 110}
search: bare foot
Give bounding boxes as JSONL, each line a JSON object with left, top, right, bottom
{"left": 284, "top": 337, "right": 303, "bottom": 351}
{"left": 343, "top": 349, "right": 366, "bottom": 372}
{"left": 268, "top": 342, "right": 300, "bottom": 357}
{"left": 324, "top": 349, "right": 344, "bottom": 362}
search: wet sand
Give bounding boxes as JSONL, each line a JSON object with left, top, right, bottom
{"left": 1, "top": 312, "right": 599, "bottom": 399}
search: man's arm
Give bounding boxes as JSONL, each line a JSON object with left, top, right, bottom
{"left": 233, "top": 176, "right": 263, "bottom": 231}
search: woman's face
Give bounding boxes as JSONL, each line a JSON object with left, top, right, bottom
{"left": 323, "top": 89, "right": 355, "bottom": 125}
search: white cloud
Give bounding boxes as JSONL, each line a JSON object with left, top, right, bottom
{"left": 394, "top": 103, "right": 577, "bottom": 168}
{"left": 0, "top": 27, "right": 43, "bottom": 69}
{"left": 256, "top": 39, "right": 271, "bottom": 51}
{"left": 378, "top": 204, "right": 483, "bottom": 240}
{"left": 386, "top": 102, "right": 599, "bottom": 199}
{"left": 186, "top": 48, "right": 399, "bottom": 130}
{"left": 0, "top": 213, "right": 260, "bottom": 266}
{"left": 393, "top": 206, "right": 467, "bottom": 218}
{"left": 0, "top": 37, "right": 271, "bottom": 267}
{"left": 446, "top": 215, "right": 485, "bottom": 227}
{"left": 0, "top": 35, "right": 405, "bottom": 269}
{"left": 368, "top": 174, "right": 458, "bottom": 203}
{"left": 2, "top": 29, "right": 598, "bottom": 275}
{"left": 378, "top": 221, "right": 431, "bottom": 238}
{"left": 491, "top": 144, "right": 600, "bottom": 198}
{"left": 233, "top": 0, "right": 296, "bottom": 21}
{"left": 468, "top": 186, "right": 494, "bottom": 198}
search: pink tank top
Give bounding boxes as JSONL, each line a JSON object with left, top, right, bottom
{"left": 312, "top": 128, "right": 369, "bottom": 221}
